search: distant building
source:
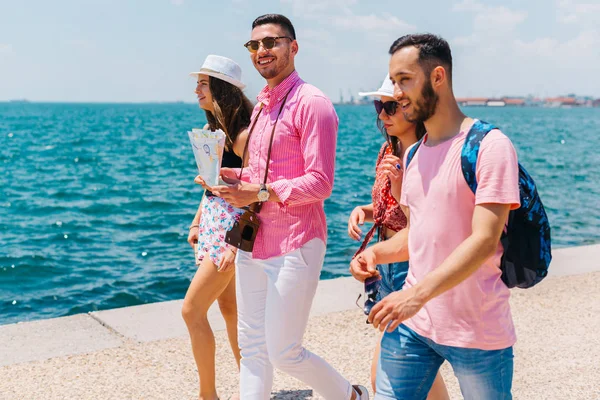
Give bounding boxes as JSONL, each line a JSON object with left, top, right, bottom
{"left": 487, "top": 99, "right": 506, "bottom": 107}
{"left": 504, "top": 98, "right": 526, "bottom": 106}
{"left": 575, "top": 97, "right": 593, "bottom": 107}
{"left": 525, "top": 97, "right": 544, "bottom": 107}
{"left": 545, "top": 97, "right": 577, "bottom": 107}
{"left": 398, "top": 92, "right": 598, "bottom": 108}
{"left": 457, "top": 97, "right": 488, "bottom": 106}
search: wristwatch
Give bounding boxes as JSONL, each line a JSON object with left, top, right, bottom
{"left": 257, "top": 183, "right": 270, "bottom": 202}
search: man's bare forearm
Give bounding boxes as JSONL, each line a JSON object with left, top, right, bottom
{"left": 412, "top": 233, "right": 499, "bottom": 304}
{"left": 412, "top": 203, "right": 510, "bottom": 303}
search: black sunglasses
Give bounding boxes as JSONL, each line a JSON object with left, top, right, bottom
{"left": 355, "top": 275, "right": 381, "bottom": 323}
{"left": 374, "top": 100, "right": 399, "bottom": 116}
{"left": 244, "top": 36, "right": 292, "bottom": 53}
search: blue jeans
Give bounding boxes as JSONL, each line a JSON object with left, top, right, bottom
{"left": 375, "top": 324, "right": 514, "bottom": 400}
{"left": 376, "top": 261, "right": 409, "bottom": 301}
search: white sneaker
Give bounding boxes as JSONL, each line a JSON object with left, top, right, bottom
{"left": 353, "top": 385, "right": 369, "bottom": 400}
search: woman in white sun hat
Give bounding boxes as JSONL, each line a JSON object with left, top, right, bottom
{"left": 182, "top": 54, "right": 252, "bottom": 400}
{"left": 348, "top": 74, "right": 449, "bottom": 399}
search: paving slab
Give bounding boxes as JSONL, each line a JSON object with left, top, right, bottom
{"left": 548, "top": 243, "right": 600, "bottom": 277}
{"left": 0, "top": 314, "right": 122, "bottom": 367}
{"left": 90, "top": 277, "right": 362, "bottom": 343}
{"left": 90, "top": 299, "right": 225, "bottom": 343}
{"left": 309, "top": 276, "right": 362, "bottom": 316}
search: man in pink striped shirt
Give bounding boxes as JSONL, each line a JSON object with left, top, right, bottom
{"left": 210, "top": 13, "right": 368, "bottom": 400}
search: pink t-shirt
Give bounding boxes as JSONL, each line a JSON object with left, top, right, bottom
{"left": 400, "top": 121, "right": 520, "bottom": 350}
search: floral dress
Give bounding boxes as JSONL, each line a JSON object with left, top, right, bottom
{"left": 196, "top": 194, "right": 244, "bottom": 266}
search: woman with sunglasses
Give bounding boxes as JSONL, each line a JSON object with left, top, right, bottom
{"left": 348, "top": 74, "right": 449, "bottom": 399}
{"left": 184, "top": 55, "right": 253, "bottom": 400}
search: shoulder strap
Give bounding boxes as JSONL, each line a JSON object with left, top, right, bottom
{"left": 461, "top": 119, "right": 497, "bottom": 194}
{"left": 405, "top": 137, "right": 424, "bottom": 169}
{"left": 238, "top": 105, "right": 264, "bottom": 179}
{"left": 237, "top": 88, "right": 292, "bottom": 182}
{"left": 263, "top": 90, "right": 292, "bottom": 185}
{"left": 376, "top": 142, "right": 390, "bottom": 166}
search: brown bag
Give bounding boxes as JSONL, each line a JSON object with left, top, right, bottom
{"left": 225, "top": 203, "right": 262, "bottom": 252}
{"left": 224, "top": 90, "right": 291, "bottom": 252}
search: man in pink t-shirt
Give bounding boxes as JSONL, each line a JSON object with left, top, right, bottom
{"left": 350, "top": 34, "right": 520, "bottom": 399}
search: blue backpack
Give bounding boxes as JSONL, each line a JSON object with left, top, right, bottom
{"left": 406, "top": 120, "right": 552, "bottom": 288}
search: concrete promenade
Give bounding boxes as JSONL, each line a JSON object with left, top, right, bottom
{"left": 1, "top": 244, "right": 600, "bottom": 399}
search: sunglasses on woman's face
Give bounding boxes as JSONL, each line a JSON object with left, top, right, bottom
{"left": 244, "top": 36, "right": 292, "bottom": 53}
{"left": 374, "top": 100, "right": 399, "bottom": 116}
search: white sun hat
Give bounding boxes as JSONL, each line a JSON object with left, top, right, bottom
{"left": 189, "top": 55, "right": 246, "bottom": 90}
{"left": 358, "top": 73, "right": 394, "bottom": 97}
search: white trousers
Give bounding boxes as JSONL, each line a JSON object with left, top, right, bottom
{"left": 235, "top": 238, "right": 353, "bottom": 400}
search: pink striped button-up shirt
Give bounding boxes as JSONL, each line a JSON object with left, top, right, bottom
{"left": 240, "top": 70, "right": 338, "bottom": 260}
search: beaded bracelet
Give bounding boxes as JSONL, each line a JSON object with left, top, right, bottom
{"left": 188, "top": 224, "right": 199, "bottom": 230}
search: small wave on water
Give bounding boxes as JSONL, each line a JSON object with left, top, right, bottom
{"left": 1, "top": 103, "right": 599, "bottom": 325}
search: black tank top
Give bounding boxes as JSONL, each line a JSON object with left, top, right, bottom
{"left": 221, "top": 147, "right": 242, "bottom": 168}
{"left": 205, "top": 147, "right": 242, "bottom": 197}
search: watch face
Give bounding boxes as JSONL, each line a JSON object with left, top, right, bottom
{"left": 257, "top": 189, "right": 270, "bottom": 202}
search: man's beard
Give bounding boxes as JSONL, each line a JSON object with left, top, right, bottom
{"left": 257, "top": 49, "right": 290, "bottom": 80}
{"left": 404, "top": 77, "right": 439, "bottom": 123}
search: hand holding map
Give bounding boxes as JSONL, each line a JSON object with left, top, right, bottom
{"left": 188, "top": 128, "right": 226, "bottom": 187}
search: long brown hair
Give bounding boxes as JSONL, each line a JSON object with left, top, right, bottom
{"left": 205, "top": 77, "right": 254, "bottom": 150}
{"left": 377, "top": 117, "right": 426, "bottom": 158}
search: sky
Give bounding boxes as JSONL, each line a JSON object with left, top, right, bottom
{"left": 1, "top": 0, "right": 599, "bottom": 103}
